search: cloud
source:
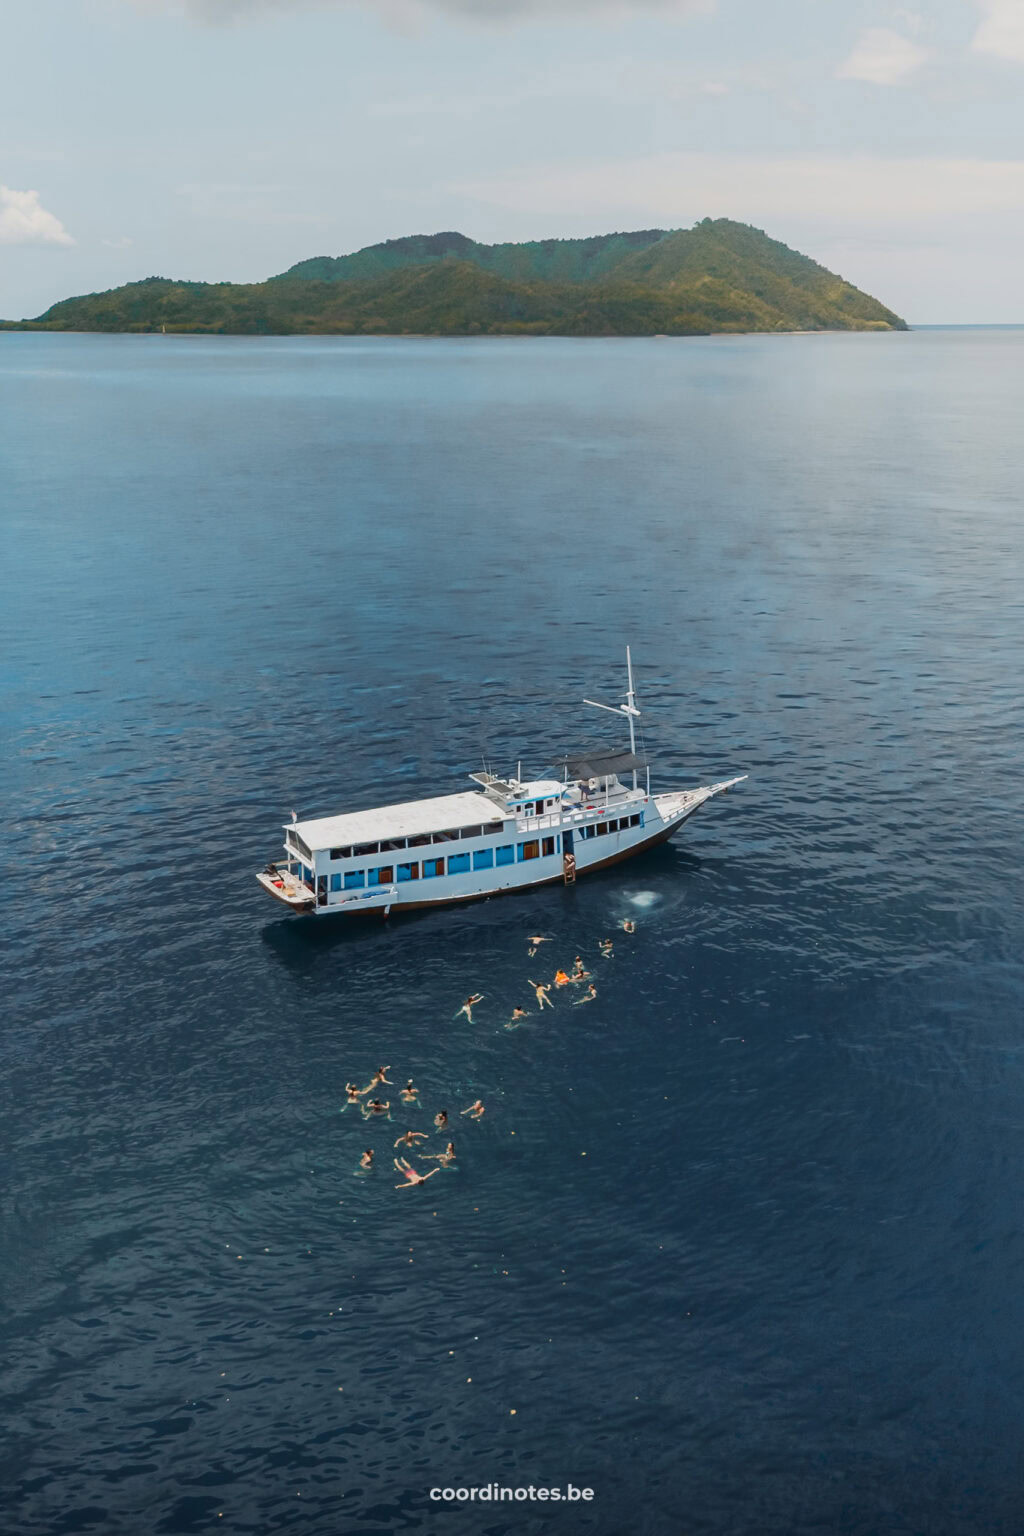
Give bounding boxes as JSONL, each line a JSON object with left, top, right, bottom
{"left": 0, "top": 186, "right": 74, "bottom": 246}
{"left": 448, "top": 152, "right": 1024, "bottom": 228}
{"left": 139, "top": 0, "right": 712, "bottom": 20}
{"left": 836, "top": 27, "right": 928, "bottom": 84}
{"left": 972, "top": 0, "right": 1024, "bottom": 62}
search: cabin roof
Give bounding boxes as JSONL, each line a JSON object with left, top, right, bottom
{"left": 558, "top": 749, "right": 646, "bottom": 780}
{"left": 290, "top": 791, "right": 513, "bottom": 851}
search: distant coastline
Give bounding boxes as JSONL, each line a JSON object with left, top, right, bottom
{"left": 0, "top": 219, "right": 907, "bottom": 338}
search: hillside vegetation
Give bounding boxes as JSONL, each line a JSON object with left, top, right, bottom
{"left": 1, "top": 220, "right": 907, "bottom": 335}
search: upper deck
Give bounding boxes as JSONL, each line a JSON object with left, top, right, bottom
{"left": 289, "top": 791, "right": 512, "bottom": 856}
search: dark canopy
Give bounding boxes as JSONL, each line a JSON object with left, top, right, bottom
{"left": 557, "top": 749, "right": 647, "bottom": 781}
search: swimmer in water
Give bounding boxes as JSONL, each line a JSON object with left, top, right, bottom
{"left": 529, "top": 979, "right": 554, "bottom": 1010}
{"left": 527, "top": 935, "right": 552, "bottom": 957}
{"left": 364, "top": 1065, "right": 392, "bottom": 1092}
{"left": 570, "top": 956, "right": 589, "bottom": 981}
{"left": 461, "top": 1100, "right": 485, "bottom": 1120}
{"left": 456, "top": 994, "right": 484, "bottom": 1023}
{"left": 342, "top": 1082, "right": 365, "bottom": 1110}
{"left": 553, "top": 968, "right": 571, "bottom": 988}
{"left": 621, "top": 918, "right": 636, "bottom": 934}
{"left": 362, "top": 1098, "right": 391, "bottom": 1120}
{"left": 425, "top": 1141, "right": 456, "bottom": 1167}
{"left": 400, "top": 1079, "right": 419, "bottom": 1103}
{"left": 599, "top": 938, "right": 614, "bottom": 958}
{"left": 358, "top": 1149, "right": 374, "bottom": 1171}
{"left": 434, "top": 1109, "right": 449, "bottom": 1131}
{"left": 506, "top": 1006, "right": 529, "bottom": 1029}
{"left": 394, "top": 1129, "right": 429, "bottom": 1149}
{"left": 574, "top": 983, "right": 598, "bottom": 1005}
{"left": 394, "top": 1157, "right": 439, "bottom": 1189}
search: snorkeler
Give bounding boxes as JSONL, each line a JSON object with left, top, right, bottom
{"left": 527, "top": 935, "right": 552, "bottom": 957}
{"left": 358, "top": 1149, "right": 374, "bottom": 1170}
{"left": 394, "top": 1129, "right": 429, "bottom": 1149}
{"left": 400, "top": 1079, "right": 419, "bottom": 1103}
{"left": 574, "top": 983, "right": 598, "bottom": 1005}
{"left": 425, "top": 1141, "right": 456, "bottom": 1167}
{"left": 434, "top": 1109, "right": 449, "bottom": 1131}
{"left": 456, "top": 994, "right": 484, "bottom": 1022}
{"left": 461, "top": 1100, "right": 485, "bottom": 1120}
{"left": 529, "top": 979, "right": 554, "bottom": 1009}
{"left": 362, "top": 1098, "right": 391, "bottom": 1120}
{"left": 621, "top": 919, "right": 636, "bottom": 934}
{"left": 394, "top": 1157, "right": 439, "bottom": 1189}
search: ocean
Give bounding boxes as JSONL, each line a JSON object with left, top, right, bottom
{"left": 2, "top": 329, "right": 1022, "bottom": 1535}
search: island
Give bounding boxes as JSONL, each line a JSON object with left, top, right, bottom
{"left": 0, "top": 219, "right": 907, "bottom": 336}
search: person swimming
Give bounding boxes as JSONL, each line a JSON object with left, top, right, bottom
{"left": 599, "top": 938, "right": 614, "bottom": 957}
{"left": 456, "top": 994, "right": 484, "bottom": 1022}
{"left": 365, "top": 1065, "right": 393, "bottom": 1092}
{"left": 394, "top": 1157, "right": 439, "bottom": 1188}
{"left": 400, "top": 1079, "right": 419, "bottom": 1103}
{"left": 527, "top": 935, "right": 551, "bottom": 957}
{"left": 621, "top": 919, "right": 636, "bottom": 934}
{"left": 529, "top": 979, "right": 554, "bottom": 1010}
{"left": 461, "top": 1100, "right": 485, "bottom": 1120}
{"left": 425, "top": 1141, "right": 456, "bottom": 1166}
{"left": 362, "top": 1098, "right": 391, "bottom": 1120}
{"left": 342, "top": 1082, "right": 364, "bottom": 1109}
{"left": 358, "top": 1149, "right": 374, "bottom": 1170}
{"left": 574, "top": 983, "right": 598, "bottom": 1005}
{"left": 554, "top": 968, "right": 571, "bottom": 987}
{"left": 394, "top": 1129, "right": 429, "bottom": 1149}
{"left": 434, "top": 1109, "right": 449, "bottom": 1131}
{"left": 506, "top": 1006, "right": 529, "bottom": 1029}
{"left": 570, "top": 956, "right": 589, "bottom": 981}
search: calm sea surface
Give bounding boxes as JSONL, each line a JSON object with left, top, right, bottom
{"left": 1, "top": 331, "right": 1022, "bottom": 1536}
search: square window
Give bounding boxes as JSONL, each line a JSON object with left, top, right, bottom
{"left": 344, "top": 870, "right": 365, "bottom": 890}
{"left": 447, "top": 852, "right": 470, "bottom": 875}
{"left": 369, "top": 865, "right": 394, "bottom": 886}
{"left": 423, "top": 858, "right": 444, "bottom": 878}
{"left": 330, "top": 846, "right": 351, "bottom": 861}
{"left": 595, "top": 822, "right": 608, "bottom": 837}
{"left": 354, "top": 841, "right": 379, "bottom": 857}
{"left": 473, "top": 849, "right": 494, "bottom": 870}
{"left": 542, "top": 836, "right": 554, "bottom": 857}
{"left": 397, "top": 862, "right": 420, "bottom": 882}
{"left": 517, "top": 840, "right": 540, "bottom": 861}
{"left": 330, "top": 873, "right": 342, "bottom": 892}
{"left": 496, "top": 844, "right": 514, "bottom": 866}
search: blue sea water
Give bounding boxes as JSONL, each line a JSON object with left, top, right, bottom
{"left": 1, "top": 330, "right": 1022, "bottom": 1536}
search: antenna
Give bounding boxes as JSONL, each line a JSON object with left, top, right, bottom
{"left": 584, "top": 646, "right": 641, "bottom": 790}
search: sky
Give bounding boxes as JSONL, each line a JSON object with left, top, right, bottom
{"left": 2, "top": 0, "right": 1024, "bottom": 321}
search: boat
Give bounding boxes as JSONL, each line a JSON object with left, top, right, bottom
{"left": 256, "top": 649, "right": 746, "bottom": 917}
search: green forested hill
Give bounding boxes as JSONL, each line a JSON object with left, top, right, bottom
{"left": 1, "top": 220, "right": 907, "bottom": 335}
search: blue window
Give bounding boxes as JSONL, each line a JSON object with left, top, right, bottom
{"left": 423, "top": 857, "right": 444, "bottom": 878}
{"left": 344, "top": 870, "right": 365, "bottom": 890}
{"left": 369, "top": 865, "right": 394, "bottom": 886}
{"left": 330, "top": 873, "right": 342, "bottom": 892}
{"left": 517, "top": 840, "right": 540, "bottom": 862}
{"left": 447, "top": 852, "right": 471, "bottom": 875}
{"left": 473, "top": 849, "right": 494, "bottom": 870}
{"left": 495, "top": 844, "right": 514, "bottom": 866}
{"left": 397, "top": 862, "right": 419, "bottom": 882}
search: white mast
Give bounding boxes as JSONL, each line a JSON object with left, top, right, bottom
{"left": 584, "top": 646, "right": 641, "bottom": 790}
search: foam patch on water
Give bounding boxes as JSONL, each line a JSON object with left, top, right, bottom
{"left": 628, "top": 891, "right": 659, "bottom": 909}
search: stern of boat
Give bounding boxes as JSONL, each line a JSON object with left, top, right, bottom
{"left": 256, "top": 863, "right": 316, "bottom": 912}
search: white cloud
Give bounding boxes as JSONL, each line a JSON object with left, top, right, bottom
{"left": 448, "top": 152, "right": 1024, "bottom": 227}
{"left": 0, "top": 186, "right": 74, "bottom": 246}
{"left": 836, "top": 27, "right": 928, "bottom": 84}
{"left": 972, "top": 0, "right": 1024, "bottom": 62}
{"left": 138, "top": 0, "right": 712, "bottom": 19}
